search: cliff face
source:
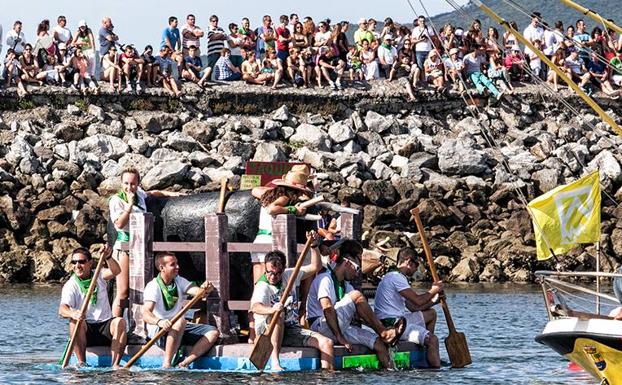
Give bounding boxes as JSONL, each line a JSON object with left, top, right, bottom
{"left": 1, "top": 82, "right": 621, "bottom": 284}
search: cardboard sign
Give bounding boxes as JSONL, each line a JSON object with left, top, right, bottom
{"left": 240, "top": 175, "right": 261, "bottom": 190}
{"left": 244, "top": 161, "right": 306, "bottom": 186}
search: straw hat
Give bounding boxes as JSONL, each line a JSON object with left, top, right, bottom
{"left": 449, "top": 48, "right": 459, "bottom": 55}
{"left": 261, "top": 164, "right": 312, "bottom": 195}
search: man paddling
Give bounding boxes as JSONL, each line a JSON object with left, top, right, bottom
{"left": 306, "top": 239, "right": 406, "bottom": 369}
{"left": 250, "top": 232, "right": 335, "bottom": 371}
{"left": 374, "top": 247, "right": 443, "bottom": 368}
{"left": 143, "top": 252, "right": 219, "bottom": 368}
{"left": 58, "top": 246, "right": 126, "bottom": 369}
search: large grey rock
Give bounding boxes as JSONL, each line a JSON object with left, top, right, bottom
{"left": 438, "top": 139, "right": 489, "bottom": 176}
{"left": 588, "top": 150, "right": 622, "bottom": 182}
{"left": 365, "top": 111, "right": 392, "bottom": 133}
{"left": 134, "top": 112, "right": 181, "bottom": 133}
{"left": 86, "top": 122, "right": 124, "bottom": 137}
{"left": 218, "top": 141, "right": 255, "bottom": 159}
{"left": 54, "top": 122, "right": 84, "bottom": 141}
{"left": 362, "top": 180, "right": 397, "bottom": 206}
{"left": 553, "top": 143, "right": 589, "bottom": 173}
{"left": 77, "top": 134, "right": 129, "bottom": 161}
{"left": 165, "top": 131, "right": 198, "bottom": 152}
{"left": 149, "top": 148, "right": 184, "bottom": 164}
{"left": 328, "top": 122, "right": 355, "bottom": 143}
{"left": 532, "top": 168, "right": 560, "bottom": 193}
{"left": 182, "top": 120, "right": 216, "bottom": 145}
{"left": 5, "top": 136, "right": 34, "bottom": 165}
{"left": 141, "top": 160, "right": 189, "bottom": 189}
{"left": 370, "top": 159, "right": 394, "bottom": 180}
{"left": 87, "top": 104, "right": 106, "bottom": 121}
{"left": 272, "top": 105, "right": 290, "bottom": 122}
{"left": 252, "top": 142, "right": 287, "bottom": 162}
{"left": 450, "top": 257, "right": 481, "bottom": 282}
{"left": 290, "top": 124, "right": 331, "bottom": 151}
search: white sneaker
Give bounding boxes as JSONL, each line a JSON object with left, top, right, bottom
{"left": 124, "top": 85, "right": 133, "bottom": 94}
{"left": 135, "top": 84, "right": 142, "bottom": 92}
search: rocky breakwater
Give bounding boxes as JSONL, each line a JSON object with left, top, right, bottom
{"left": 1, "top": 83, "right": 622, "bottom": 284}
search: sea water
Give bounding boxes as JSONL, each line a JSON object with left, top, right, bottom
{"left": 0, "top": 284, "right": 597, "bottom": 385}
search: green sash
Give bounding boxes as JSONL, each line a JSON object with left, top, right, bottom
{"left": 256, "top": 229, "right": 272, "bottom": 236}
{"left": 156, "top": 274, "right": 178, "bottom": 311}
{"left": 327, "top": 265, "right": 346, "bottom": 302}
{"left": 256, "top": 273, "right": 282, "bottom": 292}
{"left": 73, "top": 273, "right": 97, "bottom": 306}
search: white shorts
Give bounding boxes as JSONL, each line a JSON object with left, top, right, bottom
{"left": 310, "top": 295, "right": 378, "bottom": 350}
{"left": 401, "top": 311, "right": 429, "bottom": 345}
{"left": 251, "top": 233, "right": 272, "bottom": 263}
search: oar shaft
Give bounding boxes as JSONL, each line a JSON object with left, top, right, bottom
{"left": 263, "top": 237, "right": 314, "bottom": 337}
{"left": 124, "top": 286, "right": 208, "bottom": 368}
{"left": 411, "top": 208, "right": 458, "bottom": 334}
{"left": 558, "top": 0, "right": 622, "bottom": 35}
{"left": 61, "top": 253, "right": 107, "bottom": 368}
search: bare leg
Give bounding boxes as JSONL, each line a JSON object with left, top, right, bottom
{"left": 422, "top": 309, "right": 437, "bottom": 333}
{"left": 178, "top": 329, "right": 219, "bottom": 368}
{"left": 373, "top": 337, "right": 392, "bottom": 369}
{"left": 110, "top": 317, "right": 127, "bottom": 369}
{"left": 112, "top": 251, "right": 129, "bottom": 318}
{"left": 69, "top": 320, "right": 88, "bottom": 365}
{"left": 163, "top": 318, "right": 187, "bottom": 368}
{"left": 348, "top": 291, "right": 396, "bottom": 343}
{"left": 268, "top": 315, "right": 285, "bottom": 371}
{"left": 425, "top": 334, "right": 441, "bottom": 368}
{"left": 305, "top": 334, "right": 334, "bottom": 370}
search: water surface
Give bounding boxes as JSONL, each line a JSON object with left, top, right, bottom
{"left": 0, "top": 284, "right": 597, "bottom": 384}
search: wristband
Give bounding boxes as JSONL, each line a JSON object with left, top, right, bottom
{"left": 286, "top": 206, "right": 296, "bottom": 215}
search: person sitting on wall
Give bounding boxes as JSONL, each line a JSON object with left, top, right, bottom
{"left": 143, "top": 252, "right": 219, "bottom": 368}
{"left": 250, "top": 232, "right": 335, "bottom": 371}
{"left": 374, "top": 247, "right": 444, "bottom": 368}
{"left": 58, "top": 246, "right": 126, "bottom": 369}
{"left": 306, "top": 239, "right": 406, "bottom": 369}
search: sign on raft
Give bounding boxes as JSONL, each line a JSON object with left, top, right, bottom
{"left": 243, "top": 161, "right": 306, "bottom": 187}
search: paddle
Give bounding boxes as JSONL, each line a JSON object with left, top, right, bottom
{"left": 123, "top": 282, "right": 213, "bottom": 368}
{"left": 411, "top": 208, "right": 472, "bottom": 369}
{"left": 249, "top": 236, "right": 315, "bottom": 372}
{"left": 60, "top": 249, "right": 108, "bottom": 368}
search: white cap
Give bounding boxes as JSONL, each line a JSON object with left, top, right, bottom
{"left": 384, "top": 34, "right": 394, "bottom": 41}
{"left": 511, "top": 45, "right": 520, "bottom": 51}
{"left": 78, "top": 19, "right": 87, "bottom": 27}
{"left": 358, "top": 18, "right": 367, "bottom": 25}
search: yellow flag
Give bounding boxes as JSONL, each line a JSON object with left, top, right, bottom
{"left": 527, "top": 172, "right": 601, "bottom": 260}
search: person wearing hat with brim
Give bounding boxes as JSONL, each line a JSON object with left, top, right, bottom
{"left": 306, "top": 238, "right": 406, "bottom": 369}
{"left": 71, "top": 19, "right": 97, "bottom": 80}
{"left": 444, "top": 47, "right": 465, "bottom": 92}
{"left": 504, "top": 44, "right": 526, "bottom": 81}
{"left": 377, "top": 34, "right": 398, "bottom": 79}
{"left": 374, "top": 247, "right": 443, "bottom": 368}
{"left": 354, "top": 18, "right": 375, "bottom": 50}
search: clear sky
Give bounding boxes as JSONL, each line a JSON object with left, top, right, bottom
{"left": 0, "top": 0, "right": 468, "bottom": 52}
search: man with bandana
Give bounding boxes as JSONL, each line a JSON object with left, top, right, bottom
{"left": 59, "top": 246, "right": 126, "bottom": 369}
{"left": 143, "top": 252, "right": 218, "bottom": 368}
{"left": 374, "top": 247, "right": 443, "bottom": 368}
{"left": 306, "top": 239, "right": 406, "bottom": 369}
{"left": 250, "top": 231, "right": 334, "bottom": 371}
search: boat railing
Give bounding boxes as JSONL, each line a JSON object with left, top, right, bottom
{"left": 535, "top": 270, "right": 621, "bottom": 321}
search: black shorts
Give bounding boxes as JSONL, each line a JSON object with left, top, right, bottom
{"left": 86, "top": 319, "right": 114, "bottom": 347}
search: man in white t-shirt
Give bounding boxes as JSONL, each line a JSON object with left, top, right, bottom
{"left": 53, "top": 15, "right": 72, "bottom": 46}
{"left": 523, "top": 12, "right": 544, "bottom": 57}
{"left": 411, "top": 16, "right": 436, "bottom": 75}
{"left": 374, "top": 247, "right": 443, "bottom": 368}
{"left": 306, "top": 239, "right": 405, "bottom": 369}
{"left": 143, "top": 252, "right": 218, "bottom": 368}
{"left": 58, "top": 246, "right": 126, "bottom": 369}
{"left": 377, "top": 35, "right": 398, "bottom": 79}
{"left": 6, "top": 20, "right": 26, "bottom": 55}
{"left": 250, "top": 232, "right": 334, "bottom": 370}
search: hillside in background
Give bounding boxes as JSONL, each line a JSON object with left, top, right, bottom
{"left": 430, "top": 0, "right": 622, "bottom": 32}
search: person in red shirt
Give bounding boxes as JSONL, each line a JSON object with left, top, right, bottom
{"left": 504, "top": 45, "right": 526, "bottom": 80}
{"left": 275, "top": 15, "right": 292, "bottom": 65}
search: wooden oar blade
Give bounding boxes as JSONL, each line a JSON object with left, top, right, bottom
{"left": 445, "top": 331, "right": 472, "bottom": 368}
{"left": 249, "top": 334, "right": 273, "bottom": 371}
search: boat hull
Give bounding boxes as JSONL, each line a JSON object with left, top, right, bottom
{"left": 70, "top": 342, "right": 428, "bottom": 371}
{"left": 535, "top": 318, "right": 622, "bottom": 385}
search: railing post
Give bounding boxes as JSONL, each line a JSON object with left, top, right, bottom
{"left": 339, "top": 212, "right": 362, "bottom": 240}
{"left": 204, "top": 213, "right": 231, "bottom": 337}
{"left": 272, "top": 214, "right": 297, "bottom": 267}
{"left": 128, "top": 212, "right": 154, "bottom": 339}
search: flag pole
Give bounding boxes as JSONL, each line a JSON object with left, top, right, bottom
{"left": 596, "top": 241, "right": 601, "bottom": 314}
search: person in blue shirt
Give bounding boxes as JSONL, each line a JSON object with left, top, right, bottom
{"left": 572, "top": 19, "right": 591, "bottom": 65}
{"left": 161, "top": 16, "right": 182, "bottom": 70}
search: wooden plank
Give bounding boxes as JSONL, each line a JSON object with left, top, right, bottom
{"left": 227, "top": 243, "right": 274, "bottom": 253}
{"left": 152, "top": 241, "right": 205, "bottom": 252}
{"left": 205, "top": 213, "right": 231, "bottom": 337}
{"left": 128, "top": 213, "right": 154, "bottom": 339}
{"left": 227, "top": 300, "right": 251, "bottom": 311}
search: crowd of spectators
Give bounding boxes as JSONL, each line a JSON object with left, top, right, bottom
{"left": 0, "top": 12, "right": 621, "bottom": 99}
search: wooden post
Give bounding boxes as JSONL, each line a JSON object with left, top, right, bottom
{"left": 128, "top": 212, "right": 154, "bottom": 339}
{"left": 204, "top": 213, "right": 231, "bottom": 337}
{"left": 340, "top": 212, "right": 362, "bottom": 240}
{"left": 272, "top": 214, "right": 297, "bottom": 267}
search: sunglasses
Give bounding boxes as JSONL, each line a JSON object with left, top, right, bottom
{"left": 71, "top": 259, "right": 88, "bottom": 265}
